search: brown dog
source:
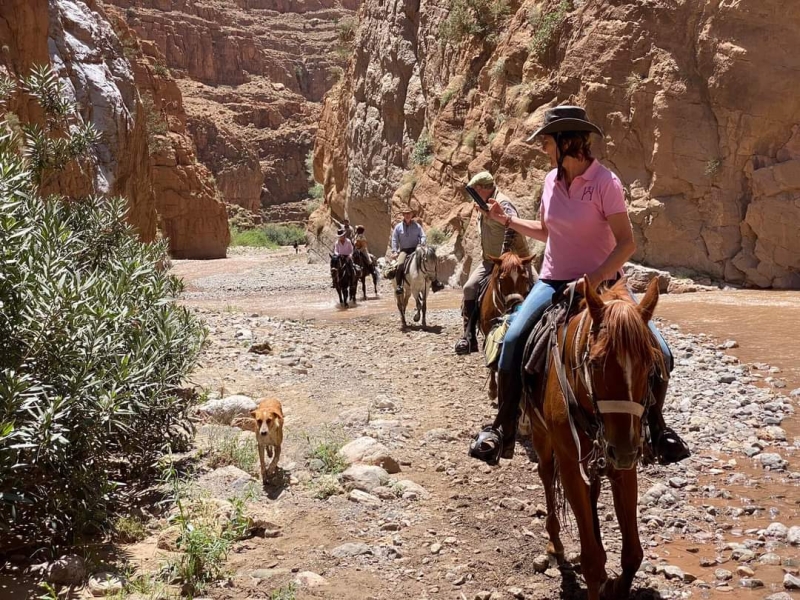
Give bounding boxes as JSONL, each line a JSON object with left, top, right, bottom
{"left": 250, "top": 398, "right": 284, "bottom": 483}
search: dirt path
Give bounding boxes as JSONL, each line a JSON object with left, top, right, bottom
{"left": 149, "top": 249, "right": 800, "bottom": 600}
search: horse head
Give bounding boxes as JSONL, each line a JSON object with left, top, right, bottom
{"left": 417, "top": 245, "right": 438, "bottom": 281}
{"left": 578, "top": 277, "right": 662, "bottom": 470}
{"left": 489, "top": 252, "right": 533, "bottom": 309}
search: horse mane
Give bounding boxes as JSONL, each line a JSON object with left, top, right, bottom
{"left": 591, "top": 279, "right": 663, "bottom": 372}
{"left": 497, "top": 252, "right": 523, "bottom": 278}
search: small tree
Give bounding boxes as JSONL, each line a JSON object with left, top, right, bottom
{"left": 0, "top": 66, "right": 206, "bottom": 548}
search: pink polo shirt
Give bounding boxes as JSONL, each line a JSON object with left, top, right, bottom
{"left": 540, "top": 159, "right": 628, "bottom": 281}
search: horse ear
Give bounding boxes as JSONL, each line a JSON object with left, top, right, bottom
{"left": 329, "top": 253, "right": 334, "bottom": 259}
{"left": 580, "top": 275, "right": 605, "bottom": 323}
{"left": 488, "top": 255, "right": 502, "bottom": 265}
{"left": 520, "top": 255, "right": 534, "bottom": 265}
{"left": 637, "top": 277, "right": 660, "bottom": 323}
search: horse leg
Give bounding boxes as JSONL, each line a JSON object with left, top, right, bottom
{"left": 372, "top": 272, "right": 378, "bottom": 296}
{"left": 397, "top": 294, "right": 407, "bottom": 329}
{"left": 361, "top": 273, "right": 367, "bottom": 300}
{"left": 530, "top": 418, "right": 564, "bottom": 562}
{"left": 600, "top": 468, "right": 643, "bottom": 600}
{"left": 413, "top": 290, "right": 421, "bottom": 323}
{"left": 421, "top": 286, "right": 428, "bottom": 328}
{"left": 558, "top": 459, "right": 607, "bottom": 600}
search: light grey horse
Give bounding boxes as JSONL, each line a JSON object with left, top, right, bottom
{"left": 396, "top": 245, "right": 438, "bottom": 329}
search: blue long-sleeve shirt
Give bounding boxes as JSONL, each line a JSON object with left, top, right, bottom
{"left": 391, "top": 220, "right": 426, "bottom": 253}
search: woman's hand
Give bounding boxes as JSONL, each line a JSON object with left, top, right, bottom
{"left": 485, "top": 199, "right": 506, "bottom": 223}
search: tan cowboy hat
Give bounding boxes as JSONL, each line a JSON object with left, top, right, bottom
{"left": 526, "top": 105, "right": 604, "bottom": 142}
{"left": 400, "top": 205, "right": 416, "bottom": 215}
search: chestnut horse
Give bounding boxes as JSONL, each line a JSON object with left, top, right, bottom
{"left": 479, "top": 252, "right": 534, "bottom": 399}
{"left": 527, "top": 277, "right": 662, "bottom": 600}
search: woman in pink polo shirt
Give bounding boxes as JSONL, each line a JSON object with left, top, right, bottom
{"left": 469, "top": 106, "right": 689, "bottom": 466}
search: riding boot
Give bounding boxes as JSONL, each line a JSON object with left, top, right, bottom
{"left": 492, "top": 370, "right": 523, "bottom": 459}
{"left": 455, "top": 299, "right": 478, "bottom": 355}
{"left": 647, "top": 372, "right": 691, "bottom": 464}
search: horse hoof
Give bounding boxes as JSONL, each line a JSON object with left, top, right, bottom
{"left": 413, "top": 314, "right": 421, "bottom": 323}
{"left": 599, "top": 577, "right": 628, "bottom": 600}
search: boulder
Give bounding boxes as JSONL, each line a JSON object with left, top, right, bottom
{"left": 196, "top": 395, "right": 256, "bottom": 424}
{"left": 339, "top": 465, "right": 389, "bottom": 492}
{"left": 338, "top": 436, "right": 400, "bottom": 473}
{"left": 46, "top": 555, "right": 86, "bottom": 586}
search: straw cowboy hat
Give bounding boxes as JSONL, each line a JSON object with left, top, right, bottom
{"left": 526, "top": 105, "right": 604, "bottom": 142}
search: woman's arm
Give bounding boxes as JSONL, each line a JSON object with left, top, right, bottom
{"left": 586, "top": 212, "right": 636, "bottom": 287}
{"left": 484, "top": 199, "right": 548, "bottom": 243}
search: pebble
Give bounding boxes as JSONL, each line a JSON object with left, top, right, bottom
{"left": 659, "top": 565, "right": 684, "bottom": 580}
{"left": 739, "top": 578, "right": 764, "bottom": 588}
{"left": 715, "top": 569, "right": 733, "bottom": 581}
{"left": 785, "top": 573, "right": 800, "bottom": 589}
{"left": 499, "top": 497, "right": 526, "bottom": 511}
{"left": 736, "top": 566, "right": 755, "bottom": 577}
{"left": 759, "top": 553, "right": 781, "bottom": 566}
{"left": 294, "top": 571, "right": 328, "bottom": 587}
{"left": 430, "top": 543, "right": 442, "bottom": 554}
{"left": 88, "top": 571, "right": 124, "bottom": 596}
{"left": 766, "top": 593, "right": 793, "bottom": 600}
{"left": 348, "top": 489, "right": 382, "bottom": 506}
{"left": 788, "top": 526, "right": 800, "bottom": 545}
{"left": 766, "top": 522, "right": 789, "bottom": 539}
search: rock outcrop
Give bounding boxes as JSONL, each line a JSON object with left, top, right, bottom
{"left": 0, "top": 0, "right": 156, "bottom": 241}
{"left": 107, "top": 0, "right": 360, "bottom": 222}
{"left": 314, "top": 0, "right": 800, "bottom": 288}
{"left": 0, "top": 0, "right": 229, "bottom": 258}
{"left": 110, "top": 14, "right": 230, "bottom": 258}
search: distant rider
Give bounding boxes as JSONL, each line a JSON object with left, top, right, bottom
{"left": 391, "top": 206, "right": 426, "bottom": 296}
{"left": 331, "top": 228, "right": 354, "bottom": 287}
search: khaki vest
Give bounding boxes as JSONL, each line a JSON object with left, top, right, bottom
{"left": 478, "top": 190, "right": 529, "bottom": 260}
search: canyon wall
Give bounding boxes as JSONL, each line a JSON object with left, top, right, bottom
{"left": 313, "top": 0, "right": 800, "bottom": 288}
{"left": 0, "top": 0, "right": 229, "bottom": 258}
{"left": 108, "top": 0, "right": 360, "bottom": 223}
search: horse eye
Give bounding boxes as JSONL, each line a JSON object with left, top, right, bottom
{"left": 256, "top": 419, "right": 262, "bottom": 425}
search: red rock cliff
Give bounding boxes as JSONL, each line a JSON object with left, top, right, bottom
{"left": 314, "top": 0, "right": 800, "bottom": 288}
{"left": 107, "top": 0, "right": 360, "bottom": 223}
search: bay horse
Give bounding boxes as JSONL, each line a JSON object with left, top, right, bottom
{"left": 352, "top": 249, "right": 379, "bottom": 300}
{"left": 479, "top": 252, "right": 534, "bottom": 399}
{"left": 527, "top": 277, "right": 662, "bottom": 600}
{"left": 330, "top": 254, "right": 358, "bottom": 307}
{"left": 396, "top": 245, "right": 438, "bottom": 329}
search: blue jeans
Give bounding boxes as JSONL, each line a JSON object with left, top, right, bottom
{"left": 497, "top": 279, "right": 673, "bottom": 373}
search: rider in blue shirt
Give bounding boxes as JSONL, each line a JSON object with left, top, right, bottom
{"left": 391, "top": 207, "right": 426, "bottom": 295}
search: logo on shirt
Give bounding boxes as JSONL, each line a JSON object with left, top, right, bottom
{"left": 580, "top": 187, "right": 594, "bottom": 203}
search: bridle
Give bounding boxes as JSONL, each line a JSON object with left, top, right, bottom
{"left": 491, "top": 267, "right": 530, "bottom": 316}
{"left": 415, "top": 246, "right": 437, "bottom": 282}
{"left": 548, "top": 288, "right": 652, "bottom": 483}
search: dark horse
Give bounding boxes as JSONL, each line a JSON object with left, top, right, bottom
{"left": 479, "top": 252, "right": 534, "bottom": 399}
{"left": 526, "top": 277, "right": 662, "bottom": 600}
{"left": 330, "top": 254, "right": 358, "bottom": 307}
{"left": 352, "top": 249, "right": 379, "bottom": 300}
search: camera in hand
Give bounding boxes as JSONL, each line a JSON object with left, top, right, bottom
{"left": 465, "top": 186, "right": 490, "bottom": 211}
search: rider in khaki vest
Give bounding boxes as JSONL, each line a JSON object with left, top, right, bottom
{"left": 455, "top": 172, "right": 531, "bottom": 355}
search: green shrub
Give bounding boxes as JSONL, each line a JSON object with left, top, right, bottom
{"left": 440, "top": 86, "right": 457, "bottom": 108}
{"left": 230, "top": 224, "right": 306, "bottom": 248}
{"left": 152, "top": 61, "right": 170, "bottom": 78}
{"left": 336, "top": 16, "right": 358, "bottom": 45}
{"left": 114, "top": 516, "right": 148, "bottom": 543}
{"left": 0, "top": 67, "right": 207, "bottom": 547}
{"left": 229, "top": 227, "right": 278, "bottom": 248}
{"left": 411, "top": 131, "right": 434, "bottom": 166}
{"left": 203, "top": 428, "right": 258, "bottom": 473}
{"left": 463, "top": 129, "right": 478, "bottom": 149}
{"left": 427, "top": 227, "right": 450, "bottom": 246}
{"left": 528, "top": 0, "right": 571, "bottom": 58}
{"left": 141, "top": 93, "right": 168, "bottom": 154}
{"left": 440, "top": 0, "right": 510, "bottom": 45}
{"left": 305, "top": 430, "right": 347, "bottom": 475}
{"left": 270, "top": 584, "right": 298, "bottom": 600}
{"left": 309, "top": 182, "right": 324, "bottom": 199}
{"left": 161, "top": 465, "right": 253, "bottom": 597}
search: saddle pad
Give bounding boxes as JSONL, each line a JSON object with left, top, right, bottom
{"left": 484, "top": 305, "right": 520, "bottom": 368}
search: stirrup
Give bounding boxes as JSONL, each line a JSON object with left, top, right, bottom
{"left": 653, "top": 426, "right": 691, "bottom": 465}
{"left": 454, "top": 337, "right": 474, "bottom": 355}
{"left": 469, "top": 426, "right": 503, "bottom": 465}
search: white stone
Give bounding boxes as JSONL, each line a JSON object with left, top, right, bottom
{"left": 339, "top": 437, "right": 400, "bottom": 473}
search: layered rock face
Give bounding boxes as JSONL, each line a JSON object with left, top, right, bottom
{"left": 108, "top": 0, "right": 359, "bottom": 222}
{"left": 314, "top": 0, "right": 800, "bottom": 288}
{"left": 0, "top": 0, "right": 156, "bottom": 241}
{"left": 0, "top": 0, "right": 229, "bottom": 258}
